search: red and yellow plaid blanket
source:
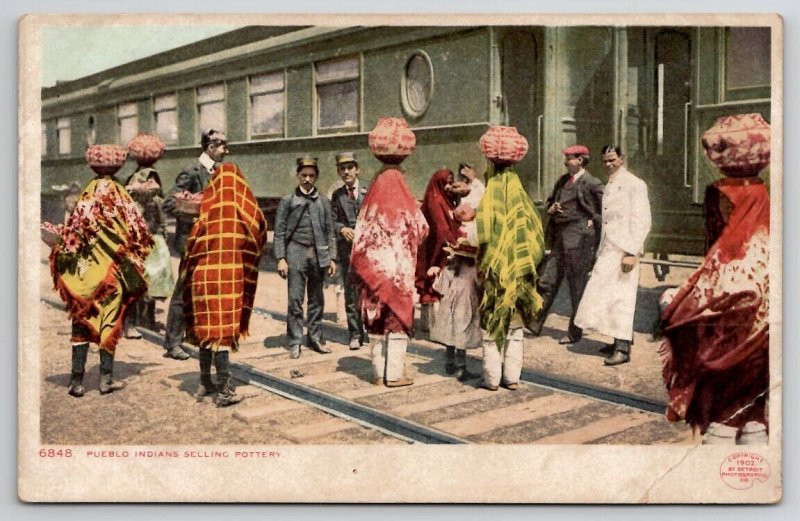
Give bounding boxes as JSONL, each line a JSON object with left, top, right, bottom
{"left": 181, "top": 163, "right": 267, "bottom": 350}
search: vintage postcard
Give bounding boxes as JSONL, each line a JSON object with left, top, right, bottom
{"left": 18, "top": 13, "right": 782, "bottom": 503}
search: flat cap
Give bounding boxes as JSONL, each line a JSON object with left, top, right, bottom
{"left": 562, "top": 145, "right": 590, "bottom": 156}
{"left": 335, "top": 152, "right": 358, "bottom": 165}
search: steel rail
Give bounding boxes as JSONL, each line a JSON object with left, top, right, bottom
{"left": 256, "top": 307, "right": 670, "bottom": 415}
{"left": 40, "top": 297, "right": 466, "bottom": 445}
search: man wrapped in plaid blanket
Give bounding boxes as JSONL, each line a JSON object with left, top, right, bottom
{"left": 180, "top": 163, "right": 267, "bottom": 407}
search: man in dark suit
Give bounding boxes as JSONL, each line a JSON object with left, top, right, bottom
{"left": 160, "top": 129, "right": 229, "bottom": 360}
{"left": 330, "top": 152, "right": 369, "bottom": 350}
{"left": 530, "top": 145, "right": 604, "bottom": 344}
{"left": 274, "top": 157, "right": 338, "bottom": 359}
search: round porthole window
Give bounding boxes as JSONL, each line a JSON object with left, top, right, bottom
{"left": 401, "top": 51, "right": 433, "bottom": 118}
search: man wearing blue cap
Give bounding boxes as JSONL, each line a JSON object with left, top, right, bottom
{"left": 274, "top": 157, "right": 337, "bottom": 359}
{"left": 330, "top": 152, "right": 369, "bottom": 350}
{"left": 530, "top": 145, "right": 604, "bottom": 345}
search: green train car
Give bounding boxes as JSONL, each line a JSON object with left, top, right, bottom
{"left": 41, "top": 24, "right": 772, "bottom": 257}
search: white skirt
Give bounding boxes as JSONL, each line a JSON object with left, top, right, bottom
{"left": 574, "top": 239, "right": 640, "bottom": 341}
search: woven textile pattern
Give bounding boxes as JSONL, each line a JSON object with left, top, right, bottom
{"left": 181, "top": 163, "right": 267, "bottom": 350}
{"left": 476, "top": 165, "right": 545, "bottom": 348}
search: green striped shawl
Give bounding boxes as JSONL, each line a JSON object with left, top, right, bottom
{"left": 476, "top": 165, "right": 545, "bottom": 348}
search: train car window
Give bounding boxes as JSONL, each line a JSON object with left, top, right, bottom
{"left": 197, "top": 83, "right": 227, "bottom": 137}
{"left": 401, "top": 51, "right": 433, "bottom": 119}
{"left": 726, "top": 27, "right": 770, "bottom": 98}
{"left": 86, "top": 116, "right": 97, "bottom": 146}
{"left": 154, "top": 94, "right": 178, "bottom": 145}
{"left": 118, "top": 102, "right": 139, "bottom": 146}
{"left": 315, "top": 57, "right": 360, "bottom": 131}
{"left": 249, "top": 72, "right": 285, "bottom": 138}
{"left": 57, "top": 117, "right": 71, "bottom": 155}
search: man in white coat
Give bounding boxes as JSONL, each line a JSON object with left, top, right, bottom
{"left": 574, "top": 145, "right": 651, "bottom": 366}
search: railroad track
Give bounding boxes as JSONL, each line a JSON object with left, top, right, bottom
{"left": 40, "top": 297, "right": 691, "bottom": 446}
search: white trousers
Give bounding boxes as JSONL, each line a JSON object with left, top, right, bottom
{"left": 481, "top": 327, "right": 524, "bottom": 387}
{"left": 371, "top": 332, "right": 408, "bottom": 382}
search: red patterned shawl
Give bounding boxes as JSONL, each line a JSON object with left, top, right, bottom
{"left": 660, "top": 177, "right": 770, "bottom": 433}
{"left": 181, "top": 163, "right": 267, "bottom": 350}
{"left": 415, "top": 168, "right": 460, "bottom": 303}
{"left": 350, "top": 166, "right": 429, "bottom": 334}
{"left": 49, "top": 176, "right": 153, "bottom": 351}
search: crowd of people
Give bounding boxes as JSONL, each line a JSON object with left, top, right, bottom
{"left": 43, "top": 113, "right": 771, "bottom": 445}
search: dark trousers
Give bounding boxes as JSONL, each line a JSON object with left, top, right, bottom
{"left": 287, "top": 242, "right": 325, "bottom": 347}
{"left": 338, "top": 246, "right": 365, "bottom": 340}
{"left": 163, "top": 276, "right": 186, "bottom": 351}
{"left": 535, "top": 233, "right": 594, "bottom": 339}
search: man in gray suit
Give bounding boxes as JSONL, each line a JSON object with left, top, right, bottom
{"left": 161, "top": 129, "right": 229, "bottom": 360}
{"left": 530, "top": 145, "right": 604, "bottom": 345}
{"left": 329, "top": 152, "right": 369, "bottom": 350}
{"left": 274, "top": 157, "right": 338, "bottom": 359}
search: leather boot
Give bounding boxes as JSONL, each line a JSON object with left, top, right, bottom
{"left": 98, "top": 349, "right": 127, "bottom": 394}
{"left": 454, "top": 348, "right": 479, "bottom": 381}
{"left": 68, "top": 343, "right": 89, "bottom": 398}
{"left": 143, "top": 300, "right": 157, "bottom": 331}
{"left": 604, "top": 338, "right": 631, "bottom": 366}
{"left": 445, "top": 345, "right": 456, "bottom": 375}
{"left": 123, "top": 304, "right": 142, "bottom": 339}
{"left": 194, "top": 348, "right": 217, "bottom": 400}
{"left": 213, "top": 350, "right": 243, "bottom": 407}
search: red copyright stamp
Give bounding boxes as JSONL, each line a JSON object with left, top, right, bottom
{"left": 719, "top": 452, "right": 771, "bottom": 490}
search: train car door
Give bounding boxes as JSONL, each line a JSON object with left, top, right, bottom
{"left": 499, "top": 28, "right": 544, "bottom": 202}
{"left": 643, "top": 28, "right": 703, "bottom": 255}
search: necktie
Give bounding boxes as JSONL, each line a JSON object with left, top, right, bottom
{"left": 567, "top": 174, "right": 576, "bottom": 185}
{"left": 347, "top": 185, "right": 356, "bottom": 200}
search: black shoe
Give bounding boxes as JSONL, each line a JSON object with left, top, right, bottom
{"left": 309, "top": 340, "right": 331, "bottom": 354}
{"left": 164, "top": 347, "right": 190, "bottom": 360}
{"left": 603, "top": 351, "right": 630, "bottom": 366}
{"left": 289, "top": 345, "right": 301, "bottom": 359}
{"left": 599, "top": 343, "right": 615, "bottom": 356}
{"left": 558, "top": 335, "right": 580, "bottom": 345}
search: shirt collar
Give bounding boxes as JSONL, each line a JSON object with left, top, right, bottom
{"left": 571, "top": 169, "right": 586, "bottom": 180}
{"left": 298, "top": 185, "right": 319, "bottom": 198}
{"left": 346, "top": 179, "right": 360, "bottom": 192}
{"left": 198, "top": 153, "right": 216, "bottom": 174}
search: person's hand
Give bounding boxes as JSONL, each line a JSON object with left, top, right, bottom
{"left": 328, "top": 261, "right": 337, "bottom": 277}
{"left": 427, "top": 266, "right": 441, "bottom": 278}
{"left": 341, "top": 227, "right": 355, "bottom": 242}
{"left": 621, "top": 255, "right": 636, "bottom": 273}
{"left": 547, "top": 202, "right": 562, "bottom": 215}
{"left": 587, "top": 219, "right": 594, "bottom": 229}
{"left": 277, "top": 258, "right": 289, "bottom": 279}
